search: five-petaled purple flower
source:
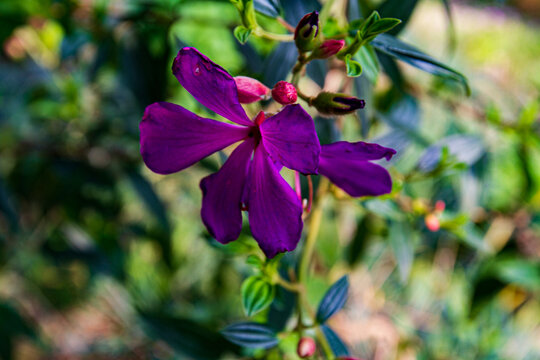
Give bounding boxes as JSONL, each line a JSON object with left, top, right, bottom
{"left": 140, "top": 47, "right": 320, "bottom": 258}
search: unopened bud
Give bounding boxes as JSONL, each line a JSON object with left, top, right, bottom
{"left": 297, "top": 337, "right": 316, "bottom": 358}
{"left": 272, "top": 81, "right": 297, "bottom": 105}
{"left": 425, "top": 214, "right": 440, "bottom": 232}
{"left": 294, "top": 11, "right": 320, "bottom": 52}
{"left": 311, "top": 92, "right": 365, "bottom": 116}
{"left": 234, "top": 76, "right": 270, "bottom": 104}
{"left": 311, "top": 39, "right": 345, "bottom": 59}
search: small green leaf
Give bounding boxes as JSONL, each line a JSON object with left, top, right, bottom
{"left": 360, "top": 11, "right": 381, "bottom": 36}
{"left": 345, "top": 54, "right": 363, "bottom": 77}
{"left": 367, "top": 18, "right": 402, "bottom": 36}
{"left": 234, "top": 26, "right": 252, "bottom": 44}
{"left": 241, "top": 276, "right": 275, "bottom": 316}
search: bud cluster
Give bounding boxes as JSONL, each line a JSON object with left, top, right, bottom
{"left": 294, "top": 12, "right": 345, "bottom": 59}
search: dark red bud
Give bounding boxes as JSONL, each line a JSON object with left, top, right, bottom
{"left": 297, "top": 337, "right": 316, "bottom": 358}
{"left": 311, "top": 39, "right": 345, "bottom": 59}
{"left": 234, "top": 76, "right": 270, "bottom": 104}
{"left": 272, "top": 81, "right": 297, "bottom": 105}
{"left": 294, "top": 11, "right": 320, "bottom": 52}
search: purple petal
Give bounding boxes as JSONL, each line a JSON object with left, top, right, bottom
{"left": 320, "top": 141, "right": 396, "bottom": 161}
{"left": 200, "top": 138, "right": 254, "bottom": 243}
{"left": 260, "top": 104, "right": 320, "bottom": 174}
{"left": 172, "top": 47, "right": 252, "bottom": 126}
{"left": 247, "top": 145, "right": 303, "bottom": 258}
{"left": 140, "top": 102, "right": 249, "bottom": 174}
{"left": 319, "top": 141, "right": 395, "bottom": 197}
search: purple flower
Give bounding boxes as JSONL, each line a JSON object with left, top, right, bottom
{"left": 319, "top": 141, "right": 396, "bottom": 197}
{"left": 140, "top": 48, "right": 320, "bottom": 258}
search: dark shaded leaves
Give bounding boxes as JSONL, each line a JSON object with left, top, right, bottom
{"left": 372, "top": 34, "right": 470, "bottom": 95}
{"left": 140, "top": 312, "right": 237, "bottom": 360}
{"left": 316, "top": 275, "right": 349, "bottom": 323}
{"left": 254, "top": 0, "right": 280, "bottom": 17}
{"left": 221, "top": 322, "right": 279, "bottom": 349}
{"left": 320, "top": 324, "right": 350, "bottom": 357}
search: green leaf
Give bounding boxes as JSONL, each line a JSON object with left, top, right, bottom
{"left": 367, "top": 18, "right": 402, "bottom": 36}
{"left": 345, "top": 54, "right": 363, "bottom": 77}
{"left": 376, "top": 0, "right": 419, "bottom": 35}
{"left": 241, "top": 276, "right": 275, "bottom": 316}
{"left": 320, "top": 324, "right": 349, "bottom": 356}
{"left": 372, "top": 34, "right": 470, "bottom": 95}
{"left": 355, "top": 45, "right": 379, "bottom": 83}
{"left": 221, "top": 322, "right": 279, "bottom": 349}
{"left": 316, "top": 276, "right": 349, "bottom": 323}
{"left": 518, "top": 99, "right": 539, "bottom": 128}
{"left": 246, "top": 255, "right": 264, "bottom": 269}
{"left": 389, "top": 221, "right": 414, "bottom": 283}
{"left": 233, "top": 25, "right": 252, "bottom": 44}
{"left": 360, "top": 11, "right": 381, "bottom": 36}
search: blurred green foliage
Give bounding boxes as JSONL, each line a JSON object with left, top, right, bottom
{"left": 0, "top": 0, "right": 539, "bottom": 359}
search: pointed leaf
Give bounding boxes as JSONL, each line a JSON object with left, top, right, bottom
{"left": 367, "top": 18, "right": 402, "bottom": 36}
{"left": 372, "top": 34, "right": 470, "bottom": 95}
{"left": 316, "top": 275, "right": 349, "bottom": 323}
{"left": 320, "top": 324, "right": 350, "bottom": 357}
{"left": 241, "top": 276, "right": 275, "bottom": 316}
{"left": 221, "top": 322, "right": 279, "bottom": 349}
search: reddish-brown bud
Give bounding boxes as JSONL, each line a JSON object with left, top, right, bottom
{"left": 294, "top": 11, "right": 320, "bottom": 52}
{"left": 234, "top": 76, "right": 270, "bottom": 104}
{"left": 311, "top": 39, "right": 345, "bottom": 59}
{"left": 272, "top": 81, "right": 297, "bottom": 105}
{"left": 297, "top": 337, "right": 316, "bottom": 358}
{"left": 425, "top": 214, "right": 440, "bottom": 232}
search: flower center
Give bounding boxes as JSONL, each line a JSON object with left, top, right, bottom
{"left": 247, "top": 111, "right": 265, "bottom": 147}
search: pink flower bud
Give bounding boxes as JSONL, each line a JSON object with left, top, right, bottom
{"left": 297, "top": 337, "right": 316, "bottom": 358}
{"left": 425, "top": 214, "right": 440, "bottom": 232}
{"left": 234, "top": 76, "right": 270, "bottom": 104}
{"left": 311, "top": 39, "right": 345, "bottom": 59}
{"left": 435, "top": 200, "right": 446, "bottom": 213}
{"left": 272, "top": 81, "right": 297, "bottom": 105}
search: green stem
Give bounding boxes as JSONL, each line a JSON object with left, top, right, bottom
{"left": 316, "top": 326, "right": 335, "bottom": 360}
{"left": 253, "top": 28, "right": 294, "bottom": 42}
{"left": 298, "top": 177, "right": 329, "bottom": 283}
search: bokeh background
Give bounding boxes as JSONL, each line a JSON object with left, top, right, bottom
{"left": 1, "top": 0, "right": 540, "bottom": 359}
